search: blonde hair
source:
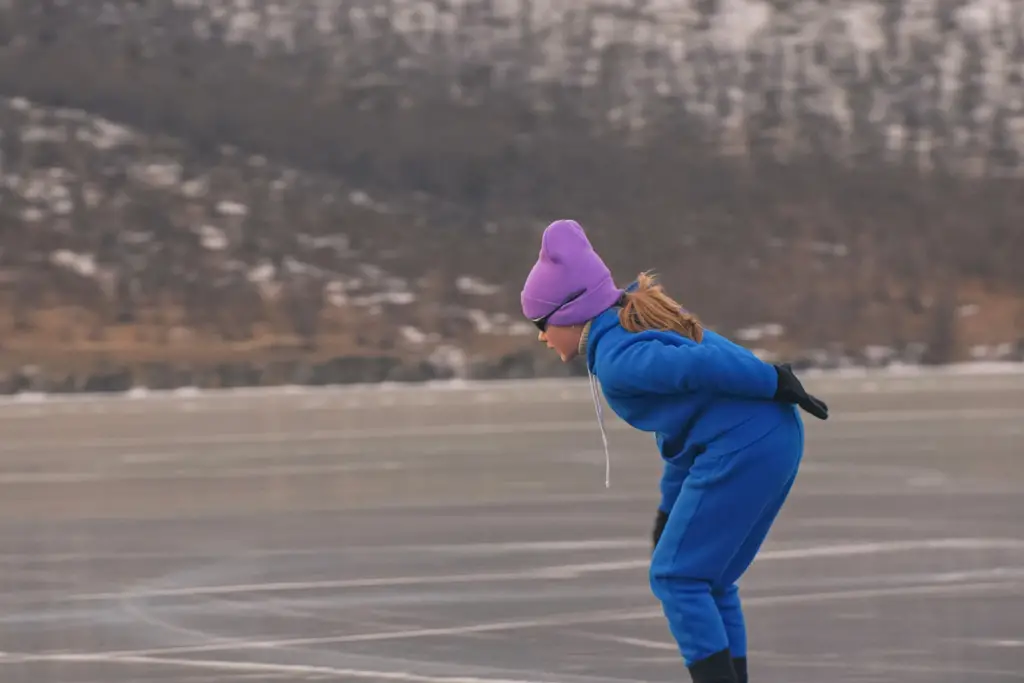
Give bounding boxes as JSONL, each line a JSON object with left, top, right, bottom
{"left": 618, "top": 271, "right": 703, "bottom": 342}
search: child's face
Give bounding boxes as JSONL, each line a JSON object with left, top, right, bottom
{"left": 538, "top": 324, "right": 582, "bottom": 362}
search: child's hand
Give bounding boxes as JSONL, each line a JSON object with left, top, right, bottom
{"left": 772, "top": 363, "right": 829, "bottom": 420}
{"left": 652, "top": 508, "right": 669, "bottom": 552}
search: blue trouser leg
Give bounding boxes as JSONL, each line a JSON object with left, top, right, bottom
{"left": 708, "top": 467, "right": 799, "bottom": 683}
{"left": 650, "top": 409, "right": 803, "bottom": 669}
{"left": 711, "top": 584, "right": 746, "bottom": 658}
{"left": 713, "top": 467, "right": 799, "bottom": 659}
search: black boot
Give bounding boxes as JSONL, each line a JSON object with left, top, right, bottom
{"left": 687, "top": 649, "right": 737, "bottom": 683}
{"left": 732, "top": 656, "right": 747, "bottom": 683}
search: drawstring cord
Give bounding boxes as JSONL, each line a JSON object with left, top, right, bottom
{"left": 578, "top": 318, "right": 610, "bottom": 488}
{"left": 587, "top": 364, "right": 611, "bottom": 488}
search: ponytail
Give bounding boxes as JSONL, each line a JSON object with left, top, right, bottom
{"left": 618, "top": 272, "right": 703, "bottom": 342}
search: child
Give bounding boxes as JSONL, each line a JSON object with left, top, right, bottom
{"left": 520, "top": 219, "right": 828, "bottom": 683}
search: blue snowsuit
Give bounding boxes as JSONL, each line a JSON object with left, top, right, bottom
{"left": 582, "top": 306, "right": 804, "bottom": 668}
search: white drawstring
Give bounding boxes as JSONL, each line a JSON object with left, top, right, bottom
{"left": 587, "top": 364, "right": 611, "bottom": 488}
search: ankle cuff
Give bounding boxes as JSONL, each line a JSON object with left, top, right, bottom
{"left": 688, "top": 649, "right": 737, "bottom": 683}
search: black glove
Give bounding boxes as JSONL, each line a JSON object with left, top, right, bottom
{"left": 652, "top": 508, "right": 669, "bottom": 552}
{"left": 772, "top": 363, "right": 829, "bottom": 420}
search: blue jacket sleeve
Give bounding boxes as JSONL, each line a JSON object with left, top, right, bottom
{"left": 658, "top": 459, "right": 688, "bottom": 513}
{"left": 598, "top": 333, "right": 779, "bottom": 398}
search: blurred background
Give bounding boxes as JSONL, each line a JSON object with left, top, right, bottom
{"left": 1, "top": 0, "right": 1023, "bottom": 389}
{"left": 0, "top": 2, "right": 1022, "bottom": 682}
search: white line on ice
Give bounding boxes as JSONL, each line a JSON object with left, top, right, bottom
{"left": 947, "top": 638, "right": 1024, "bottom": 648}
{"left": 63, "top": 537, "right": 1024, "bottom": 602}
{"left": 0, "top": 539, "right": 648, "bottom": 565}
{"left": 0, "top": 653, "right": 559, "bottom": 683}
{"left": 5, "top": 581, "right": 1019, "bottom": 664}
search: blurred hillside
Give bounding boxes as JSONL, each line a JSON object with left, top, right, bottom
{"left": 0, "top": 0, "right": 1023, "bottom": 392}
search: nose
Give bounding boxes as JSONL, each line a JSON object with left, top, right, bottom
{"left": 537, "top": 330, "right": 546, "bottom": 342}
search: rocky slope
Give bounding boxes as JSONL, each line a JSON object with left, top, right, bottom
{"left": 0, "top": 96, "right": 549, "bottom": 391}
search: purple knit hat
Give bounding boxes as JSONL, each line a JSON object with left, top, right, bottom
{"left": 521, "top": 219, "right": 623, "bottom": 327}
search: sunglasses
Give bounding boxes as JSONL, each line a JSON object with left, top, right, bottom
{"left": 530, "top": 289, "right": 586, "bottom": 332}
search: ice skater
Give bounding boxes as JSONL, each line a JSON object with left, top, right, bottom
{"left": 519, "top": 219, "right": 828, "bottom": 683}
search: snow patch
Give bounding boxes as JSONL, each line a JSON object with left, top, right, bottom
{"left": 50, "top": 250, "right": 97, "bottom": 277}
{"left": 248, "top": 262, "right": 276, "bottom": 283}
{"left": 299, "top": 233, "right": 351, "bottom": 253}
{"left": 20, "top": 126, "right": 65, "bottom": 144}
{"left": 197, "top": 224, "right": 229, "bottom": 251}
{"left": 79, "top": 120, "right": 135, "bottom": 150}
{"left": 429, "top": 344, "right": 469, "bottom": 377}
{"left": 21, "top": 207, "right": 44, "bottom": 222}
{"left": 216, "top": 200, "right": 249, "bottom": 217}
{"left": 863, "top": 345, "right": 896, "bottom": 364}
{"left": 735, "top": 323, "right": 785, "bottom": 342}
{"left": 181, "top": 178, "right": 209, "bottom": 199}
{"left": 507, "top": 321, "right": 537, "bottom": 336}
{"left": 710, "top": 0, "right": 772, "bottom": 53}
{"left": 324, "top": 280, "right": 348, "bottom": 307}
{"left": 400, "top": 326, "right": 428, "bottom": 345}
{"left": 456, "top": 275, "right": 501, "bottom": 296}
